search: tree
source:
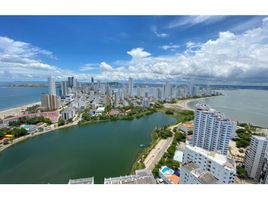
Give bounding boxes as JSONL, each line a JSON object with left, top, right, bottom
{"left": 58, "top": 118, "right": 65, "bottom": 126}
{"left": 82, "top": 112, "right": 90, "bottom": 121}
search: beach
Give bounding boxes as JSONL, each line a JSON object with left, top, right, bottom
{"left": 0, "top": 101, "right": 41, "bottom": 119}
{"left": 164, "top": 97, "right": 215, "bottom": 111}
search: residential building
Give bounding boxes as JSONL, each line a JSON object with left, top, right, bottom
{"left": 128, "top": 77, "right": 133, "bottom": 97}
{"left": 104, "top": 169, "right": 156, "bottom": 184}
{"left": 182, "top": 145, "right": 236, "bottom": 184}
{"left": 180, "top": 162, "right": 219, "bottom": 184}
{"left": 260, "top": 151, "right": 268, "bottom": 184}
{"left": 192, "top": 104, "right": 236, "bottom": 155}
{"left": 164, "top": 81, "right": 171, "bottom": 100}
{"left": 68, "top": 177, "right": 94, "bottom": 184}
{"left": 61, "top": 107, "right": 76, "bottom": 121}
{"left": 244, "top": 135, "right": 268, "bottom": 180}
{"left": 48, "top": 76, "right": 56, "bottom": 96}
{"left": 60, "top": 81, "right": 68, "bottom": 98}
{"left": 41, "top": 94, "right": 59, "bottom": 111}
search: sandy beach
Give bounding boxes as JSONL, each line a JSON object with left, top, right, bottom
{"left": 164, "top": 97, "right": 214, "bottom": 111}
{"left": 164, "top": 99, "right": 195, "bottom": 111}
{"left": 0, "top": 101, "right": 41, "bottom": 119}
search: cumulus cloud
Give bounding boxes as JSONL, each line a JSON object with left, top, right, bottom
{"left": 100, "top": 62, "right": 113, "bottom": 72}
{"left": 1, "top": 17, "right": 268, "bottom": 84}
{"left": 100, "top": 17, "right": 268, "bottom": 84}
{"left": 127, "top": 48, "right": 151, "bottom": 59}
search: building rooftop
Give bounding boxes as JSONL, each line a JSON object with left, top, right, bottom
{"left": 68, "top": 177, "right": 94, "bottom": 184}
{"left": 183, "top": 162, "right": 218, "bottom": 184}
{"left": 185, "top": 145, "right": 236, "bottom": 170}
{"left": 104, "top": 169, "right": 156, "bottom": 184}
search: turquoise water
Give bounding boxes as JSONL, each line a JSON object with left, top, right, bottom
{"left": 0, "top": 112, "right": 176, "bottom": 184}
{"left": 188, "top": 89, "right": 268, "bottom": 128}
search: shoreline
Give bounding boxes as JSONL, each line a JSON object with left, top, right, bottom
{"left": 0, "top": 101, "right": 41, "bottom": 119}
{"left": 0, "top": 117, "right": 79, "bottom": 154}
{"left": 164, "top": 96, "right": 214, "bottom": 111}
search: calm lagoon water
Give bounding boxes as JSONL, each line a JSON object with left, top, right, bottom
{"left": 0, "top": 112, "right": 176, "bottom": 184}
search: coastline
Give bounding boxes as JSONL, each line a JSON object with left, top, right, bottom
{"left": 164, "top": 96, "right": 218, "bottom": 111}
{"left": 0, "top": 117, "right": 79, "bottom": 154}
{"left": 0, "top": 101, "right": 41, "bottom": 119}
{"left": 0, "top": 96, "right": 214, "bottom": 154}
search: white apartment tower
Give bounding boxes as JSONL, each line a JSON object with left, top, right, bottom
{"left": 48, "top": 76, "right": 56, "bottom": 96}
{"left": 180, "top": 145, "right": 236, "bottom": 184}
{"left": 244, "top": 135, "right": 268, "bottom": 180}
{"left": 128, "top": 77, "right": 133, "bottom": 97}
{"left": 192, "top": 104, "right": 236, "bottom": 155}
{"left": 164, "top": 81, "right": 171, "bottom": 99}
{"left": 60, "top": 81, "right": 68, "bottom": 98}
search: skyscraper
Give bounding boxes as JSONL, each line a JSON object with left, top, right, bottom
{"left": 48, "top": 76, "right": 56, "bottom": 96}
{"left": 244, "top": 135, "right": 268, "bottom": 180}
{"left": 164, "top": 81, "right": 171, "bottom": 99}
{"left": 192, "top": 104, "right": 236, "bottom": 155}
{"left": 128, "top": 77, "right": 133, "bottom": 97}
{"left": 68, "top": 76, "right": 74, "bottom": 89}
{"left": 60, "top": 81, "right": 68, "bottom": 98}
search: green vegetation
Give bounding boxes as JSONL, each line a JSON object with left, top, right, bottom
{"left": 80, "top": 106, "right": 157, "bottom": 125}
{"left": 58, "top": 118, "right": 65, "bottom": 126}
{"left": 25, "top": 105, "right": 40, "bottom": 114}
{"left": 152, "top": 131, "right": 186, "bottom": 177}
{"left": 153, "top": 126, "right": 172, "bottom": 139}
{"left": 166, "top": 109, "right": 194, "bottom": 123}
{"left": 233, "top": 123, "right": 257, "bottom": 148}
{"left": 165, "top": 109, "right": 174, "bottom": 115}
{"left": 236, "top": 166, "right": 248, "bottom": 178}
{"left": 8, "top": 116, "right": 52, "bottom": 127}
{"left": 0, "top": 127, "right": 28, "bottom": 139}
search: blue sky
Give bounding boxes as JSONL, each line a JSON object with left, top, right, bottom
{"left": 0, "top": 16, "right": 268, "bottom": 84}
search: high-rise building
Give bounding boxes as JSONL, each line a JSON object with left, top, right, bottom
{"left": 68, "top": 77, "right": 74, "bottom": 89}
{"left": 48, "top": 76, "right": 56, "bottom": 96}
{"left": 41, "top": 94, "right": 59, "bottom": 111}
{"left": 114, "top": 90, "right": 119, "bottom": 107}
{"left": 128, "top": 77, "right": 133, "bottom": 97}
{"left": 244, "top": 135, "right": 268, "bottom": 180}
{"left": 164, "top": 81, "right": 171, "bottom": 99}
{"left": 60, "top": 81, "right": 68, "bottom": 98}
{"left": 260, "top": 151, "right": 268, "bottom": 184}
{"left": 192, "top": 104, "right": 236, "bottom": 155}
{"left": 180, "top": 145, "right": 236, "bottom": 184}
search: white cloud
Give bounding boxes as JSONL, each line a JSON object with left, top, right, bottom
{"left": 152, "top": 26, "right": 168, "bottom": 38}
{"left": 79, "top": 64, "right": 97, "bottom": 71}
{"left": 100, "top": 62, "right": 113, "bottom": 72}
{"left": 127, "top": 48, "right": 151, "bottom": 59}
{"left": 2, "top": 17, "right": 268, "bottom": 85}
{"left": 167, "top": 16, "right": 227, "bottom": 29}
{"left": 99, "top": 17, "right": 268, "bottom": 84}
{"left": 161, "top": 43, "right": 180, "bottom": 51}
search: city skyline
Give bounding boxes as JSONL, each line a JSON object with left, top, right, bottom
{"left": 0, "top": 16, "right": 268, "bottom": 85}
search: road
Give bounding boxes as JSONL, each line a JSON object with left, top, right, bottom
{"left": 144, "top": 123, "right": 179, "bottom": 171}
